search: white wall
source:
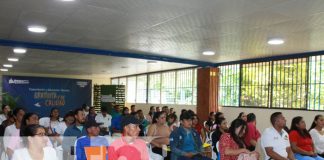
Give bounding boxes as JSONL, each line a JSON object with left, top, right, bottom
{"left": 127, "top": 103, "right": 321, "bottom": 132}
{"left": 219, "top": 106, "right": 321, "bottom": 133}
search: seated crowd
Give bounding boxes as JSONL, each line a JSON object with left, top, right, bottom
{"left": 0, "top": 104, "right": 323, "bottom": 160}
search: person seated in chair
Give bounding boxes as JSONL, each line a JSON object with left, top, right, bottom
{"left": 170, "top": 111, "right": 212, "bottom": 160}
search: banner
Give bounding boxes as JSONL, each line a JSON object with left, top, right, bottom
{"left": 2, "top": 76, "right": 92, "bottom": 117}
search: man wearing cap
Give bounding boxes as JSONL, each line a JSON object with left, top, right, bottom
{"left": 75, "top": 120, "right": 109, "bottom": 160}
{"left": 170, "top": 111, "right": 212, "bottom": 160}
{"left": 108, "top": 115, "right": 150, "bottom": 160}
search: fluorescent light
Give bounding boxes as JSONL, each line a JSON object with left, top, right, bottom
{"left": 202, "top": 51, "right": 215, "bottom": 56}
{"left": 147, "top": 61, "right": 157, "bottom": 64}
{"left": 0, "top": 68, "right": 8, "bottom": 72}
{"left": 13, "top": 48, "right": 27, "bottom": 54}
{"left": 28, "top": 25, "right": 47, "bottom": 33}
{"left": 61, "top": 0, "right": 75, "bottom": 1}
{"left": 8, "top": 58, "right": 19, "bottom": 62}
{"left": 268, "top": 38, "right": 284, "bottom": 45}
{"left": 3, "top": 64, "right": 13, "bottom": 68}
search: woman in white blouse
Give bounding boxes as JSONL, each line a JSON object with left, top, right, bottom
{"left": 309, "top": 115, "right": 324, "bottom": 157}
{"left": 12, "top": 124, "right": 58, "bottom": 160}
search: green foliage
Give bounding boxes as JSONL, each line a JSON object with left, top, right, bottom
{"left": 1, "top": 92, "right": 19, "bottom": 110}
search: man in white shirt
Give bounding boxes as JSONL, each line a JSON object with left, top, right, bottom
{"left": 95, "top": 107, "right": 111, "bottom": 135}
{"left": 261, "top": 112, "right": 295, "bottom": 160}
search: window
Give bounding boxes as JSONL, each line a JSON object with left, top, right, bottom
{"left": 272, "top": 58, "right": 307, "bottom": 109}
{"left": 192, "top": 69, "right": 197, "bottom": 105}
{"left": 219, "top": 56, "right": 324, "bottom": 110}
{"left": 148, "top": 73, "right": 161, "bottom": 104}
{"left": 219, "top": 64, "right": 240, "bottom": 106}
{"left": 119, "top": 77, "right": 127, "bottom": 85}
{"left": 161, "top": 71, "right": 176, "bottom": 104}
{"left": 111, "top": 68, "right": 197, "bottom": 105}
{"left": 126, "top": 76, "right": 136, "bottom": 103}
{"left": 111, "top": 78, "right": 119, "bottom": 85}
{"left": 136, "top": 75, "right": 147, "bottom": 103}
{"left": 241, "top": 62, "right": 271, "bottom": 107}
{"left": 176, "top": 69, "right": 193, "bottom": 104}
{"left": 308, "top": 56, "right": 324, "bottom": 110}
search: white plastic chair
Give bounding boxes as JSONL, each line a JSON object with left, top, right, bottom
{"left": 216, "top": 141, "right": 220, "bottom": 160}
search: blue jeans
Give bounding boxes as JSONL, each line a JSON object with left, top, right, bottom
{"left": 294, "top": 153, "right": 324, "bottom": 160}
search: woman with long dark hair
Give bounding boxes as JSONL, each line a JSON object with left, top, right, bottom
{"left": 39, "top": 108, "right": 61, "bottom": 135}
{"left": 167, "top": 113, "right": 178, "bottom": 131}
{"left": 20, "top": 113, "right": 39, "bottom": 136}
{"left": 212, "top": 117, "right": 228, "bottom": 153}
{"left": 192, "top": 114, "right": 206, "bottom": 143}
{"left": 219, "top": 118, "right": 258, "bottom": 160}
{"left": 12, "top": 124, "right": 58, "bottom": 160}
{"left": 237, "top": 112, "right": 247, "bottom": 122}
{"left": 147, "top": 111, "right": 171, "bottom": 159}
{"left": 309, "top": 115, "right": 324, "bottom": 157}
{"left": 146, "top": 106, "right": 155, "bottom": 124}
{"left": 289, "top": 116, "right": 324, "bottom": 160}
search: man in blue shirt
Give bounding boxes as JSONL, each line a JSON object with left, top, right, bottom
{"left": 75, "top": 120, "right": 109, "bottom": 160}
{"left": 63, "top": 108, "right": 87, "bottom": 160}
{"left": 170, "top": 111, "right": 211, "bottom": 160}
{"left": 111, "top": 105, "right": 123, "bottom": 135}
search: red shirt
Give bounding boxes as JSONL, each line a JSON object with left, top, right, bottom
{"left": 289, "top": 130, "right": 314, "bottom": 152}
{"left": 219, "top": 133, "right": 240, "bottom": 160}
{"left": 194, "top": 124, "right": 203, "bottom": 136}
{"left": 108, "top": 137, "right": 149, "bottom": 160}
{"left": 244, "top": 122, "right": 261, "bottom": 147}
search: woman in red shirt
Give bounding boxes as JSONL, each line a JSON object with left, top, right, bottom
{"left": 244, "top": 113, "right": 261, "bottom": 151}
{"left": 289, "top": 116, "right": 324, "bottom": 160}
{"left": 192, "top": 114, "right": 206, "bottom": 143}
{"left": 219, "top": 118, "right": 259, "bottom": 160}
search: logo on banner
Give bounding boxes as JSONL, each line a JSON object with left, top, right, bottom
{"left": 77, "top": 81, "right": 88, "bottom": 88}
{"left": 9, "top": 78, "right": 30, "bottom": 84}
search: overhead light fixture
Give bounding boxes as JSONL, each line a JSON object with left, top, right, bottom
{"left": 28, "top": 25, "right": 47, "bottom": 33}
{"left": 61, "top": 0, "right": 75, "bottom": 1}
{"left": 0, "top": 68, "right": 8, "bottom": 72}
{"left": 202, "top": 51, "right": 215, "bottom": 56}
{"left": 268, "top": 38, "right": 285, "bottom": 45}
{"left": 13, "top": 48, "right": 27, "bottom": 54}
{"left": 147, "top": 60, "right": 157, "bottom": 64}
{"left": 3, "top": 64, "right": 13, "bottom": 68}
{"left": 8, "top": 58, "right": 19, "bottom": 62}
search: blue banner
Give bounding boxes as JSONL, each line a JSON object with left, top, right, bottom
{"left": 2, "top": 76, "right": 92, "bottom": 117}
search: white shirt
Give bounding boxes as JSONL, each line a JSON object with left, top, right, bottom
{"left": 54, "top": 122, "right": 68, "bottom": 135}
{"left": 95, "top": 113, "right": 112, "bottom": 128}
{"left": 261, "top": 127, "right": 290, "bottom": 160}
{"left": 0, "top": 114, "right": 7, "bottom": 124}
{"left": 39, "top": 117, "right": 63, "bottom": 129}
{"left": 12, "top": 147, "right": 58, "bottom": 160}
{"left": 310, "top": 128, "right": 324, "bottom": 154}
{"left": 3, "top": 124, "right": 20, "bottom": 150}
